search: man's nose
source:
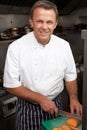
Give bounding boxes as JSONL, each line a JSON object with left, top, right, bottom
{"left": 42, "top": 23, "right": 48, "bottom": 29}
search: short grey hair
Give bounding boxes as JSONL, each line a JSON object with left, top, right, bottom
{"left": 30, "top": 0, "right": 58, "bottom": 22}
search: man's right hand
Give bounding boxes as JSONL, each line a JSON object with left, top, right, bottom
{"left": 39, "top": 97, "right": 58, "bottom": 116}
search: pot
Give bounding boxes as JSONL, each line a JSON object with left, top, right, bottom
{"left": 0, "top": 32, "right": 11, "bottom": 40}
{"left": 10, "top": 27, "right": 20, "bottom": 38}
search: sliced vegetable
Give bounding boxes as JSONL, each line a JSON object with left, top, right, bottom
{"left": 66, "top": 118, "right": 80, "bottom": 127}
{"left": 61, "top": 125, "right": 71, "bottom": 130}
{"left": 68, "top": 125, "right": 79, "bottom": 130}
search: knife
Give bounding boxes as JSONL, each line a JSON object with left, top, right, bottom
{"left": 58, "top": 110, "right": 82, "bottom": 121}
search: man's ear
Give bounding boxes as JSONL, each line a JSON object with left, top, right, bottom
{"left": 54, "top": 21, "right": 58, "bottom": 29}
{"left": 29, "top": 19, "right": 33, "bottom": 28}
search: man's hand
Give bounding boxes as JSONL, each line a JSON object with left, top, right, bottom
{"left": 6, "top": 86, "right": 59, "bottom": 116}
{"left": 70, "top": 95, "right": 82, "bottom": 116}
{"left": 39, "top": 97, "right": 58, "bottom": 116}
{"left": 65, "top": 80, "right": 82, "bottom": 116}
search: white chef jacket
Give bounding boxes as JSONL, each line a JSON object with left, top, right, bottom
{"left": 3, "top": 31, "right": 77, "bottom": 99}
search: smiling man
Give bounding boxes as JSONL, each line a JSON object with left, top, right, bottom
{"left": 3, "top": 1, "right": 82, "bottom": 130}
{"left": 29, "top": 7, "right": 57, "bottom": 45}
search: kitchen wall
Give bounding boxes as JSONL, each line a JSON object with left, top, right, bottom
{"left": 0, "top": 7, "right": 87, "bottom": 32}
{"left": 0, "top": 14, "right": 29, "bottom": 32}
{"left": 59, "top": 8, "right": 87, "bottom": 27}
{"left": 0, "top": 7, "right": 86, "bottom": 66}
{"left": 58, "top": 8, "right": 87, "bottom": 64}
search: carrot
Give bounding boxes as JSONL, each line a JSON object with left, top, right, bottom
{"left": 66, "top": 118, "right": 80, "bottom": 127}
{"left": 68, "top": 125, "right": 79, "bottom": 130}
{"left": 61, "top": 125, "right": 71, "bottom": 130}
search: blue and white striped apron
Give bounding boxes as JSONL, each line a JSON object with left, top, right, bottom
{"left": 16, "top": 94, "right": 63, "bottom": 130}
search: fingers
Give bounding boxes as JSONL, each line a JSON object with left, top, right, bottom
{"left": 42, "top": 102, "right": 58, "bottom": 116}
{"left": 49, "top": 108, "right": 58, "bottom": 116}
{"left": 70, "top": 102, "right": 82, "bottom": 116}
{"left": 70, "top": 105, "right": 74, "bottom": 114}
{"left": 40, "top": 98, "right": 58, "bottom": 116}
{"left": 76, "top": 105, "right": 82, "bottom": 116}
{"left": 49, "top": 109, "right": 54, "bottom": 115}
{"left": 50, "top": 106, "right": 58, "bottom": 116}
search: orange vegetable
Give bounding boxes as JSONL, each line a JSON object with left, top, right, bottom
{"left": 61, "top": 125, "right": 71, "bottom": 130}
{"left": 68, "top": 125, "right": 79, "bottom": 130}
{"left": 66, "top": 118, "right": 80, "bottom": 127}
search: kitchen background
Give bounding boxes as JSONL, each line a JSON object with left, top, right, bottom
{"left": 0, "top": 6, "right": 87, "bottom": 70}
{"left": 0, "top": 0, "right": 87, "bottom": 130}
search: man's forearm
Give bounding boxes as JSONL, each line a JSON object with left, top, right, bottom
{"left": 65, "top": 80, "right": 78, "bottom": 100}
{"left": 6, "top": 86, "right": 47, "bottom": 104}
{"left": 6, "top": 86, "right": 59, "bottom": 115}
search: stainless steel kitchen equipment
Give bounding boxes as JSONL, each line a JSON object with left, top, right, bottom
{"left": 0, "top": 88, "right": 17, "bottom": 130}
{"left": 0, "top": 85, "right": 17, "bottom": 130}
{"left": 0, "top": 93, "right": 17, "bottom": 118}
{"left": 81, "top": 30, "right": 87, "bottom": 130}
{"left": 0, "top": 39, "right": 17, "bottom": 130}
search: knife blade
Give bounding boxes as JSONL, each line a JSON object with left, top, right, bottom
{"left": 58, "top": 110, "right": 82, "bottom": 121}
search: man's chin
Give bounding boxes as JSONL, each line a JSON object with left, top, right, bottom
{"left": 40, "top": 35, "right": 50, "bottom": 40}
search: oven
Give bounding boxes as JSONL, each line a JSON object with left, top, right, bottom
{"left": 0, "top": 79, "right": 17, "bottom": 130}
{"left": 0, "top": 93, "right": 17, "bottom": 130}
{"left": 0, "top": 80, "right": 17, "bottom": 130}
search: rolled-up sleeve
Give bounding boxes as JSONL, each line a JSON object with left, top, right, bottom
{"left": 64, "top": 43, "right": 77, "bottom": 82}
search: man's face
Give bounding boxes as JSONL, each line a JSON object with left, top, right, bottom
{"left": 29, "top": 8, "right": 57, "bottom": 45}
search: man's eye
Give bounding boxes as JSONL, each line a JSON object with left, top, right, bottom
{"left": 47, "top": 21, "right": 53, "bottom": 24}
{"left": 37, "top": 21, "right": 42, "bottom": 23}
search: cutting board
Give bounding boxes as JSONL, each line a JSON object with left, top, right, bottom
{"left": 42, "top": 115, "right": 82, "bottom": 130}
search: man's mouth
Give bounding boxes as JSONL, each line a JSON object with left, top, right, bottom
{"left": 40, "top": 31, "right": 49, "bottom": 36}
